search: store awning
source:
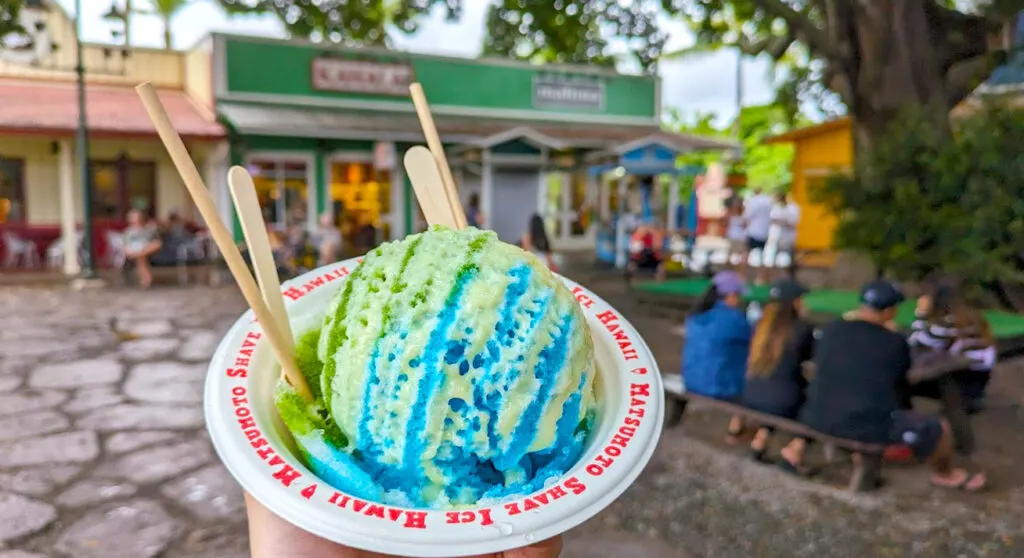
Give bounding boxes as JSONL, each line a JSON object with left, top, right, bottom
{"left": 586, "top": 132, "right": 739, "bottom": 161}
{"left": 0, "top": 79, "right": 224, "bottom": 140}
{"left": 463, "top": 126, "right": 568, "bottom": 150}
{"left": 218, "top": 102, "right": 692, "bottom": 150}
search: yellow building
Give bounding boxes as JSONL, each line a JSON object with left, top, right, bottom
{"left": 0, "top": 0, "right": 224, "bottom": 271}
{"left": 762, "top": 117, "right": 852, "bottom": 251}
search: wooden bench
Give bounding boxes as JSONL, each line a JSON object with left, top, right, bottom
{"left": 662, "top": 374, "right": 886, "bottom": 492}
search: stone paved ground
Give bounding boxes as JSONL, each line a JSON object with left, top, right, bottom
{"left": 0, "top": 276, "right": 1023, "bottom": 558}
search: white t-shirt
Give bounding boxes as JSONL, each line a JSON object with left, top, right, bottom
{"left": 770, "top": 202, "right": 800, "bottom": 249}
{"left": 726, "top": 215, "right": 746, "bottom": 241}
{"left": 743, "top": 193, "right": 774, "bottom": 240}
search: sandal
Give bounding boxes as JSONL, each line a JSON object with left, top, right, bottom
{"left": 749, "top": 448, "right": 773, "bottom": 464}
{"left": 724, "top": 426, "right": 746, "bottom": 445}
{"left": 776, "top": 458, "right": 819, "bottom": 478}
{"left": 931, "top": 469, "right": 986, "bottom": 492}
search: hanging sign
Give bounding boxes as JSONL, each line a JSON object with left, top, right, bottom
{"left": 311, "top": 58, "right": 414, "bottom": 96}
{"left": 532, "top": 76, "right": 604, "bottom": 110}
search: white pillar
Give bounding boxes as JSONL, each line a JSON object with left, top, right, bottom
{"left": 58, "top": 140, "right": 80, "bottom": 276}
{"left": 204, "top": 141, "right": 231, "bottom": 230}
{"left": 536, "top": 148, "right": 548, "bottom": 221}
{"left": 392, "top": 155, "right": 406, "bottom": 240}
{"left": 481, "top": 148, "right": 493, "bottom": 229}
{"left": 599, "top": 173, "right": 611, "bottom": 221}
{"left": 667, "top": 175, "right": 680, "bottom": 232}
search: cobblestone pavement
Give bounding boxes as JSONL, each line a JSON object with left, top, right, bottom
{"left": 1, "top": 279, "right": 1023, "bottom": 558}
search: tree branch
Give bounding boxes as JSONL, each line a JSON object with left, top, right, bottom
{"left": 756, "top": 0, "right": 831, "bottom": 55}
{"left": 946, "top": 51, "right": 1007, "bottom": 107}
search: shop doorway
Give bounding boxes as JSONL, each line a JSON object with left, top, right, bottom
{"left": 491, "top": 167, "right": 539, "bottom": 244}
{"left": 248, "top": 157, "right": 313, "bottom": 231}
{"left": 328, "top": 160, "right": 391, "bottom": 256}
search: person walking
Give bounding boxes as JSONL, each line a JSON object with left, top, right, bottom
{"left": 767, "top": 192, "right": 800, "bottom": 279}
{"left": 743, "top": 187, "right": 774, "bottom": 285}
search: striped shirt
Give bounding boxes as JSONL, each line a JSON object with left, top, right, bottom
{"left": 909, "top": 310, "right": 996, "bottom": 372}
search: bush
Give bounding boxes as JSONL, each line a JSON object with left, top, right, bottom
{"left": 814, "top": 105, "right": 1024, "bottom": 298}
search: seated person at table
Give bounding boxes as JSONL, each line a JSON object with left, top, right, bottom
{"left": 910, "top": 283, "right": 997, "bottom": 412}
{"left": 780, "top": 280, "right": 985, "bottom": 490}
{"left": 742, "top": 279, "right": 814, "bottom": 462}
{"left": 123, "top": 209, "right": 162, "bottom": 289}
{"left": 682, "top": 270, "right": 752, "bottom": 442}
{"left": 627, "top": 220, "right": 666, "bottom": 281}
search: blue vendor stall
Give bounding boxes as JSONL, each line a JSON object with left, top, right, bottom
{"left": 586, "top": 133, "right": 737, "bottom": 269}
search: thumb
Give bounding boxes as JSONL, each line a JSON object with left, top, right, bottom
{"left": 500, "top": 536, "right": 563, "bottom": 558}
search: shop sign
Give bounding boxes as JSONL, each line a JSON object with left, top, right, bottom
{"left": 532, "top": 76, "right": 604, "bottom": 110}
{"left": 311, "top": 58, "right": 414, "bottom": 96}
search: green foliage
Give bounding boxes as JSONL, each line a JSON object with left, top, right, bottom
{"left": 814, "top": 106, "right": 1024, "bottom": 290}
{"left": 482, "top": 0, "right": 672, "bottom": 71}
{"left": 216, "top": 0, "right": 461, "bottom": 46}
{"left": 0, "top": 0, "right": 26, "bottom": 44}
{"left": 664, "top": 103, "right": 798, "bottom": 193}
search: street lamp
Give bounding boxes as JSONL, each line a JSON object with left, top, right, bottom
{"left": 73, "top": 0, "right": 98, "bottom": 279}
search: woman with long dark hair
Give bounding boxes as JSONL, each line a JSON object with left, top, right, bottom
{"left": 522, "top": 213, "right": 555, "bottom": 269}
{"left": 741, "top": 279, "right": 815, "bottom": 462}
{"left": 466, "top": 193, "right": 484, "bottom": 228}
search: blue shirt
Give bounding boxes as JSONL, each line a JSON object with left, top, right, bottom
{"left": 682, "top": 301, "right": 752, "bottom": 399}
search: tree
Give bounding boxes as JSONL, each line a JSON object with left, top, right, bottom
{"left": 481, "top": 0, "right": 670, "bottom": 71}
{"left": 814, "top": 105, "right": 1024, "bottom": 296}
{"left": 665, "top": 103, "right": 801, "bottom": 192}
{"left": 137, "top": 0, "right": 192, "bottom": 50}
{"left": 0, "top": 0, "right": 26, "bottom": 46}
{"left": 215, "top": 0, "right": 461, "bottom": 47}
{"left": 668, "top": 0, "right": 1024, "bottom": 155}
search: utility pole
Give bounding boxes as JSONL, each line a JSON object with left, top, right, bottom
{"left": 75, "top": 0, "right": 96, "bottom": 279}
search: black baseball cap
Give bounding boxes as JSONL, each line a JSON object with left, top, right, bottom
{"left": 769, "top": 279, "right": 808, "bottom": 302}
{"left": 860, "top": 280, "right": 905, "bottom": 310}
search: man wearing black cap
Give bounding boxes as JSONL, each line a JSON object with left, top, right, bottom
{"left": 779, "top": 280, "right": 985, "bottom": 490}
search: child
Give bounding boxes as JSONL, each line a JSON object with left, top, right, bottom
{"left": 725, "top": 197, "right": 747, "bottom": 272}
{"left": 910, "top": 284, "right": 997, "bottom": 411}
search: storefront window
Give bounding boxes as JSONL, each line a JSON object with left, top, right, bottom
{"left": 0, "top": 157, "right": 25, "bottom": 224}
{"left": 249, "top": 158, "right": 310, "bottom": 229}
{"left": 569, "top": 172, "right": 588, "bottom": 235}
{"left": 89, "top": 158, "right": 156, "bottom": 221}
{"left": 329, "top": 161, "right": 391, "bottom": 254}
{"left": 544, "top": 174, "right": 563, "bottom": 236}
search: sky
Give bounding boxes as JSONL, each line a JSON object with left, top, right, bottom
{"left": 56, "top": 0, "right": 778, "bottom": 126}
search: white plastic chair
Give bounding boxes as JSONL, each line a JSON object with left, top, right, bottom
{"left": 46, "top": 238, "right": 64, "bottom": 269}
{"left": 46, "top": 231, "right": 85, "bottom": 270}
{"left": 2, "top": 231, "right": 40, "bottom": 268}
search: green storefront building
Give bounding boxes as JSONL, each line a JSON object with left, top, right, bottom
{"left": 208, "top": 33, "right": 731, "bottom": 252}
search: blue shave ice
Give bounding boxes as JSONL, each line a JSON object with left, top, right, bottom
{"left": 275, "top": 226, "right": 597, "bottom": 509}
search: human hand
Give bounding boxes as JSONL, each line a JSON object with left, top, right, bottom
{"left": 245, "top": 493, "right": 563, "bottom": 558}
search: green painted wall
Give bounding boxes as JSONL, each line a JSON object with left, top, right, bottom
{"left": 223, "top": 37, "right": 656, "bottom": 119}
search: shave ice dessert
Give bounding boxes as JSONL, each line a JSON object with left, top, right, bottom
{"left": 275, "top": 226, "right": 597, "bottom": 509}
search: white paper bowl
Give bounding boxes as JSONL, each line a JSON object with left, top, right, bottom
{"left": 205, "top": 258, "right": 663, "bottom": 557}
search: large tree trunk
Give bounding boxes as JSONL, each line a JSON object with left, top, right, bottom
{"left": 823, "top": 0, "right": 1001, "bottom": 158}
{"left": 845, "top": 1, "right": 951, "bottom": 157}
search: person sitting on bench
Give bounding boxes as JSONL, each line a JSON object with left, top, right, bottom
{"left": 627, "top": 220, "right": 666, "bottom": 282}
{"left": 122, "top": 209, "right": 162, "bottom": 289}
{"left": 781, "top": 280, "right": 986, "bottom": 490}
{"left": 741, "top": 279, "right": 814, "bottom": 462}
{"left": 681, "top": 270, "right": 752, "bottom": 443}
{"left": 910, "top": 281, "right": 996, "bottom": 413}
